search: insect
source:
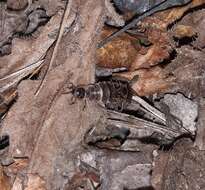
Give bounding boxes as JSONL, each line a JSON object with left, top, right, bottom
{"left": 66, "top": 80, "right": 132, "bottom": 111}
{"left": 66, "top": 79, "right": 190, "bottom": 137}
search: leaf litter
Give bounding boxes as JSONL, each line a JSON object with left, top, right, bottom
{"left": 0, "top": 0, "right": 204, "bottom": 189}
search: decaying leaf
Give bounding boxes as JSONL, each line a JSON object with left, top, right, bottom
{"left": 0, "top": 2, "right": 50, "bottom": 57}
{"left": 158, "top": 93, "right": 198, "bottom": 134}
{"left": 0, "top": 88, "right": 17, "bottom": 116}
{"left": 167, "top": 46, "right": 205, "bottom": 97}
{"left": 35, "top": 0, "right": 66, "bottom": 16}
{"left": 113, "top": 0, "right": 166, "bottom": 16}
{"left": 151, "top": 151, "right": 169, "bottom": 190}
{"left": 1, "top": 1, "right": 104, "bottom": 189}
{"left": 99, "top": 151, "right": 152, "bottom": 190}
{"left": 97, "top": 27, "right": 142, "bottom": 69}
{"left": 98, "top": 0, "right": 205, "bottom": 73}
{"left": 172, "top": 24, "right": 197, "bottom": 39}
{"left": 11, "top": 177, "right": 23, "bottom": 190}
{"left": 24, "top": 174, "right": 46, "bottom": 190}
{"left": 65, "top": 161, "right": 100, "bottom": 190}
{"left": 126, "top": 28, "right": 172, "bottom": 70}
{"left": 0, "top": 10, "right": 66, "bottom": 92}
{"left": 7, "top": 0, "right": 28, "bottom": 10}
{"left": 105, "top": 0, "right": 125, "bottom": 27}
{"left": 171, "top": 8, "right": 205, "bottom": 48}
{"left": 0, "top": 0, "right": 205, "bottom": 189}
{"left": 5, "top": 158, "right": 29, "bottom": 175}
{"left": 155, "top": 139, "right": 205, "bottom": 190}
{"left": 195, "top": 98, "right": 205, "bottom": 150}
{"left": 114, "top": 66, "right": 174, "bottom": 96}
{"left": 0, "top": 166, "right": 11, "bottom": 190}
{"left": 143, "top": 0, "right": 205, "bottom": 30}
{"left": 97, "top": 27, "right": 172, "bottom": 70}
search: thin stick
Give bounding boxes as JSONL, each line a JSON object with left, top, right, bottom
{"left": 35, "top": 0, "right": 73, "bottom": 96}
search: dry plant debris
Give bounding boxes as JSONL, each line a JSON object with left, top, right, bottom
{"left": 0, "top": 0, "right": 204, "bottom": 189}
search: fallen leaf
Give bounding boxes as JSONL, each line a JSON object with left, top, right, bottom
{"left": 115, "top": 66, "right": 175, "bottom": 96}
{"left": 0, "top": 166, "right": 11, "bottom": 190}
{"left": 6, "top": 0, "right": 28, "bottom": 10}
{"left": 97, "top": 27, "right": 142, "bottom": 69}
{"left": 147, "top": 0, "right": 205, "bottom": 29}
{"left": 24, "top": 174, "right": 46, "bottom": 190}
{"left": 11, "top": 177, "right": 23, "bottom": 190}
{"left": 0, "top": 11, "right": 64, "bottom": 91}
{"left": 172, "top": 24, "right": 197, "bottom": 39}
{"left": 0, "top": 88, "right": 17, "bottom": 116}
{"left": 6, "top": 158, "right": 29, "bottom": 175}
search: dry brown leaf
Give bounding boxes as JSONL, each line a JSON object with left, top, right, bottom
{"left": 145, "top": 0, "right": 205, "bottom": 30}
{"left": 173, "top": 24, "right": 197, "bottom": 39}
{"left": 11, "top": 177, "right": 23, "bottom": 190}
{"left": 98, "top": 0, "right": 205, "bottom": 72}
{"left": 6, "top": 158, "right": 29, "bottom": 175}
{"left": 6, "top": 0, "right": 28, "bottom": 10}
{"left": 151, "top": 151, "right": 169, "bottom": 190}
{"left": 66, "top": 169, "right": 100, "bottom": 190}
{"left": 36, "top": 0, "right": 65, "bottom": 16}
{"left": 127, "top": 0, "right": 205, "bottom": 70}
{"left": 116, "top": 46, "right": 205, "bottom": 97}
{"left": 24, "top": 174, "right": 46, "bottom": 190}
{"left": 163, "top": 0, "right": 205, "bottom": 27}
{"left": 0, "top": 166, "right": 11, "bottom": 190}
{"left": 115, "top": 66, "right": 175, "bottom": 96}
{"left": 171, "top": 8, "right": 205, "bottom": 48}
{"left": 0, "top": 88, "right": 17, "bottom": 116}
{"left": 0, "top": 11, "right": 64, "bottom": 91}
{"left": 97, "top": 27, "right": 141, "bottom": 69}
{"left": 97, "top": 27, "right": 172, "bottom": 70}
{"left": 128, "top": 27, "right": 172, "bottom": 70}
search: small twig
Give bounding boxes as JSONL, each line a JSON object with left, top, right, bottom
{"left": 35, "top": 0, "right": 73, "bottom": 96}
